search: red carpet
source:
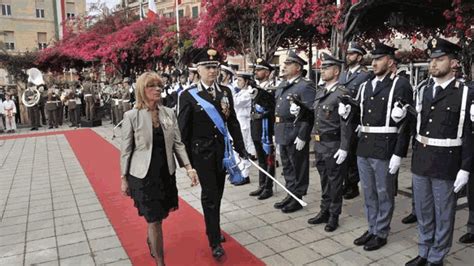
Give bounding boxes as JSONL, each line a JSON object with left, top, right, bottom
{"left": 64, "top": 129, "right": 264, "bottom": 266}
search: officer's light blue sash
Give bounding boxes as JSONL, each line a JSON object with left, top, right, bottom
{"left": 188, "top": 88, "right": 245, "bottom": 184}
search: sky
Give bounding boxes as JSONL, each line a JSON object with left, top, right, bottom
{"left": 86, "top": 0, "right": 119, "bottom": 11}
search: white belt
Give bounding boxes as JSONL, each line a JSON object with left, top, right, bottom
{"left": 84, "top": 94, "right": 93, "bottom": 97}
{"left": 46, "top": 101, "right": 59, "bottom": 103}
{"left": 123, "top": 100, "right": 130, "bottom": 103}
{"left": 118, "top": 99, "right": 123, "bottom": 102}
{"left": 416, "top": 134, "right": 462, "bottom": 147}
{"left": 68, "top": 99, "right": 76, "bottom": 102}
{"left": 359, "top": 126, "right": 399, "bottom": 133}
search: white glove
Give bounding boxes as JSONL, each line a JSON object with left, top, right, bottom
{"left": 454, "top": 169, "right": 470, "bottom": 193}
{"left": 294, "top": 137, "right": 306, "bottom": 151}
{"left": 161, "top": 91, "right": 167, "bottom": 98}
{"left": 338, "top": 103, "right": 351, "bottom": 119}
{"left": 290, "top": 103, "right": 300, "bottom": 116}
{"left": 388, "top": 155, "right": 402, "bottom": 174}
{"left": 391, "top": 102, "right": 408, "bottom": 123}
{"left": 249, "top": 88, "right": 258, "bottom": 99}
{"left": 333, "top": 149, "right": 348, "bottom": 165}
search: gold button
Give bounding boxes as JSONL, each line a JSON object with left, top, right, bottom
{"left": 382, "top": 97, "right": 385, "bottom": 100}
{"left": 426, "top": 131, "right": 430, "bottom": 135}
{"left": 447, "top": 107, "right": 451, "bottom": 110}
{"left": 368, "top": 109, "right": 372, "bottom": 113}
{"left": 431, "top": 106, "right": 435, "bottom": 110}
{"left": 429, "top": 119, "right": 432, "bottom": 123}
{"left": 370, "top": 97, "right": 374, "bottom": 100}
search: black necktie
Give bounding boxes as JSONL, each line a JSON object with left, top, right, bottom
{"left": 432, "top": 86, "right": 442, "bottom": 100}
{"left": 373, "top": 81, "right": 381, "bottom": 92}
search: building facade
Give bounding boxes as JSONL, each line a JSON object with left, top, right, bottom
{"left": 120, "top": 0, "right": 201, "bottom": 19}
{"left": 0, "top": 0, "right": 86, "bottom": 86}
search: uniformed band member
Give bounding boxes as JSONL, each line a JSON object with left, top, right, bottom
{"left": 405, "top": 38, "right": 473, "bottom": 266}
{"left": 273, "top": 50, "right": 316, "bottom": 213}
{"left": 341, "top": 43, "right": 413, "bottom": 251}
{"left": 219, "top": 63, "right": 236, "bottom": 94}
{"left": 178, "top": 48, "right": 248, "bottom": 259}
{"left": 339, "top": 42, "right": 372, "bottom": 200}
{"left": 248, "top": 58, "right": 276, "bottom": 200}
{"left": 306, "top": 53, "right": 349, "bottom": 232}
{"left": 83, "top": 78, "right": 96, "bottom": 121}
{"left": 67, "top": 90, "right": 79, "bottom": 127}
{"left": 46, "top": 91, "right": 59, "bottom": 129}
{"left": 122, "top": 77, "right": 132, "bottom": 113}
{"left": 25, "top": 85, "right": 42, "bottom": 131}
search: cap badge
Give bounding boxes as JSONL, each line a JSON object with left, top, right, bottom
{"left": 431, "top": 39, "right": 437, "bottom": 48}
{"left": 208, "top": 49, "right": 217, "bottom": 60}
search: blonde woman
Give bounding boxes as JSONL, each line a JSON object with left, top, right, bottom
{"left": 120, "top": 72, "right": 198, "bottom": 266}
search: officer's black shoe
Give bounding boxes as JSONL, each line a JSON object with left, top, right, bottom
{"left": 257, "top": 189, "right": 273, "bottom": 200}
{"left": 324, "top": 216, "right": 339, "bottom": 232}
{"left": 31, "top": 127, "right": 38, "bottom": 131}
{"left": 405, "top": 256, "right": 427, "bottom": 266}
{"left": 48, "top": 126, "right": 54, "bottom": 129}
{"left": 281, "top": 199, "right": 303, "bottom": 213}
{"left": 249, "top": 187, "right": 263, "bottom": 197}
{"left": 343, "top": 187, "right": 360, "bottom": 200}
{"left": 354, "top": 231, "right": 374, "bottom": 246}
{"left": 234, "top": 177, "right": 250, "bottom": 186}
{"left": 211, "top": 244, "right": 225, "bottom": 259}
{"left": 363, "top": 236, "right": 387, "bottom": 251}
{"left": 274, "top": 195, "right": 292, "bottom": 209}
{"left": 459, "top": 233, "right": 474, "bottom": 244}
{"left": 220, "top": 235, "right": 226, "bottom": 243}
{"left": 307, "top": 211, "right": 329, "bottom": 225}
{"left": 426, "top": 262, "right": 443, "bottom": 266}
{"left": 402, "top": 213, "right": 418, "bottom": 224}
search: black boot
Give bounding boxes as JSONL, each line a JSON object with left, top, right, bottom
{"left": 249, "top": 187, "right": 263, "bottom": 196}
{"left": 402, "top": 213, "right": 417, "bottom": 224}
{"left": 324, "top": 216, "right": 339, "bottom": 232}
{"left": 281, "top": 198, "right": 303, "bottom": 213}
{"left": 405, "top": 256, "right": 427, "bottom": 266}
{"left": 274, "top": 194, "right": 292, "bottom": 209}
{"left": 257, "top": 189, "right": 273, "bottom": 200}
{"left": 459, "top": 232, "right": 474, "bottom": 244}
{"left": 307, "top": 211, "right": 329, "bottom": 225}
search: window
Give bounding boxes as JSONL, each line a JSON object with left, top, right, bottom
{"left": 66, "top": 2, "right": 75, "bottom": 19}
{"left": 35, "top": 0, "right": 45, "bottom": 18}
{"left": 178, "top": 9, "right": 184, "bottom": 18}
{"left": 4, "top": 31, "right": 15, "bottom": 50}
{"left": 192, "top": 6, "right": 198, "bottom": 19}
{"left": 1, "top": 0, "right": 12, "bottom": 16}
{"left": 38, "top": 32, "right": 47, "bottom": 50}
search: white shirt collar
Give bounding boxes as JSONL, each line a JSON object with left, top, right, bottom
{"left": 288, "top": 75, "right": 300, "bottom": 84}
{"left": 325, "top": 81, "right": 339, "bottom": 92}
{"left": 433, "top": 77, "right": 455, "bottom": 90}
{"left": 348, "top": 65, "right": 360, "bottom": 74}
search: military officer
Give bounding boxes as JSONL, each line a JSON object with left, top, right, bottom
{"left": 339, "top": 42, "right": 372, "bottom": 200}
{"left": 25, "top": 85, "right": 42, "bottom": 130}
{"left": 121, "top": 77, "right": 132, "bottom": 113}
{"left": 248, "top": 58, "right": 276, "bottom": 200}
{"left": 178, "top": 48, "right": 248, "bottom": 259}
{"left": 405, "top": 38, "right": 473, "bottom": 266}
{"left": 340, "top": 43, "right": 413, "bottom": 251}
{"left": 306, "top": 53, "right": 350, "bottom": 232}
{"left": 459, "top": 80, "right": 474, "bottom": 244}
{"left": 273, "top": 50, "right": 316, "bottom": 213}
{"left": 45, "top": 90, "right": 59, "bottom": 129}
{"left": 82, "top": 78, "right": 96, "bottom": 121}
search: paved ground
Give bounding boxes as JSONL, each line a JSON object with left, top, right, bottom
{"left": 0, "top": 122, "right": 473, "bottom": 265}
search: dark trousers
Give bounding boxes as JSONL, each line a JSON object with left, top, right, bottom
{"left": 39, "top": 104, "right": 46, "bottom": 125}
{"left": 253, "top": 141, "right": 274, "bottom": 190}
{"left": 47, "top": 109, "right": 58, "bottom": 127}
{"left": 280, "top": 141, "right": 310, "bottom": 197}
{"left": 69, "top": 108, "right": 79, "bottom": 126}
{"left": 28, "top": 106, "right": 40, "bottom": 128}
{"left": 85, "top": 96, "right": 95, "bottom": 120}
{"left": 57, "top": 103, "right": 63, "bottom": 125}
{"left": 467, "top": 174, "right": 474, "bottom": 234}
{"left": 193, "top": 145, "right": 226, "bottom": 247}
{"left": 315, "top": 148, "right": 347, "bottom": 216}
{"left": 344, "top": 134, "right": 360, "bottom": 190}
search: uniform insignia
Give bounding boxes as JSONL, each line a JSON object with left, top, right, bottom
{"left": 207, "top": 49, "right": 217, "bottom": 60}
{"left": 454, "top": 81, "right": 460, "bottom": 89}
{"left": 256, "top": 58, "right": 263, "bottom": 63}
{"left": 432, "top": 38, "right": 437, "bottom": 48}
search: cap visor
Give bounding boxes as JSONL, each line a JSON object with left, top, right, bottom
{"left": 372, "top": 54, "right": 386, "bottom": 59}
{"left": 429, "top": 51, "right": 447, "bottom": 59}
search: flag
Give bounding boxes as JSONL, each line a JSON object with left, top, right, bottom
{"left": 148, "top": 0, "right": 157, "bottom": 20}
{"left": 139, "top": 2, "right": 145, "bottom": 21}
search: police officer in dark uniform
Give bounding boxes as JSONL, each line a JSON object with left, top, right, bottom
{"left": 273, "top": 50, "right": 316, "bottom": 213}
{"left": 405, "top": 38, "right": 473, "bottom": 266}
{"left": 341, "top": 43, "right": 413, "bottom": 251}
{"left": 248, "top": 58, "right": 276, "bottom": 200}
{"left": 339, "top": 42, "right": 372, "bottom": 200}
{"left": 459, "top": 80, "right": 474, "bottom": 244}
{"left": 306, "top": 53, "right": 350, "bottom": 232}
{"left": 178, "top": 48, "right": 248, "bottom": 259}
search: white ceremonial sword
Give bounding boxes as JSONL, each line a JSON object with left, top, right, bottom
{"left": 248, "top": 159, "right": 308, "bottom": 207}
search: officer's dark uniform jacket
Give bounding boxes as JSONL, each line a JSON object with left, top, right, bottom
{"left": 354, "top": 73, "right": 413, "bottom": 160}
{"left": 178, "top": 82, "right": 246, "bottom": 163}
{"left": 251, "top": 81, "right": 275, "bottom": 142}
{"left": 274, "top": 77, "right": 316, "bottom": 145}
{"left": 312, "top": 83, "right": 351, "bottom": 156}
{"left": 339, "top": 65, "right": 372, "bottom": 98}
{"left": 411, "top": 79, "right": 473, "bottom": 180}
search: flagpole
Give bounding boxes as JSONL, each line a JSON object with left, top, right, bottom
{"left": 175, "top": 0, "right": 181, "bottom": 65}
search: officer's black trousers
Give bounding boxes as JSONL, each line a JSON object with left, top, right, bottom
{"left": 193, "top": 144, "right": 226, "bottom": 247}
{"left": 47, "top": 109, "right": 58, "bottom": 127}
{"left": 280, "top": 142, "right": 310, "bottom": 197}
{"left": 253, "top": 141, "right": 274, "bottom": 190}
{"left": 467, "top": 173, "right": 474, "bottom": 233}
{"left": 315, "top": 150, "right": 347, "bottom": 216}
{"left": 28, "top": 106, "right": 40, "bottom": 128}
